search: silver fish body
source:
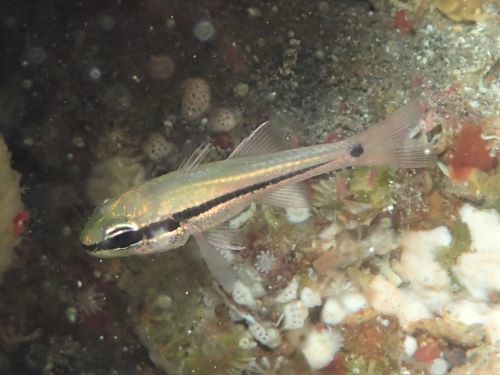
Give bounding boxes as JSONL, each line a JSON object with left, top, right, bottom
{"left": 80, "top": 100, "right": 434, "bottom": 261}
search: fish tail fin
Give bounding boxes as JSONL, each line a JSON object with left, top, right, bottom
{"left": 349, "top": 100, "right": 435, "bottom": 168}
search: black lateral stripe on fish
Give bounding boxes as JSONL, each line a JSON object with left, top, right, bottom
{"left": 85, "top": 162, "right": 325, "bottom": 252}
{"left": 170, "top": 163, "right": 325, "bottom": 223}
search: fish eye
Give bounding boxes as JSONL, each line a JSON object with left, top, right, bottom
{"left": 102, "top": 224, "right": 143, "bottom": 250}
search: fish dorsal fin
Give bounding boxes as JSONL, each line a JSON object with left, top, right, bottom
{"left": 229, "top": 120, "right": 285, "bottom": 159}
{"left": 231, "top": 120, "right": 311, "bottom": 208}
{"left": 178, "top": 143, "right": 212, "bottom": 172}
{"left": 259, "top": 183, "right": 312, "bottom": 209}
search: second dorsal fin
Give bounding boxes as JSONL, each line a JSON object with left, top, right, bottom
{"left": 231, "top": 120, "right": 312, "bottom": 209}
{"left": 229, "top": 121, "right": 285, "bottom": 159}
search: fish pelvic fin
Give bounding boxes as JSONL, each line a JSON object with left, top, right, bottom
{"left": 348, "top": 99, "right": 436, "bottom": 169}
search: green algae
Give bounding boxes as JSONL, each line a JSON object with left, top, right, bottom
{"left": 436, "top": 221, "right": 471, "bottom": 272}
{"left": 350, "top": 167, "right": 394, "bottom": 209}
{"left": 474, "top": 167, "right": 500, "bottom": 210}
{"left": 312, "top": 167, "right": 394, "bottom": 224}
{"left": 345, "top": 354, "right": 394, "bottom": 375}
{"left": 118, "top": 245, "right": 254, "bottom": 375}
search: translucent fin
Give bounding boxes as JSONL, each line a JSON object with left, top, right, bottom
{"left": 350, "top": 100, "right": 436, "bottom": 168}
{"left": 206, "top": 227, "right": 246, "bottom": 251}
{"left": 229, "top": 121, "right": 285, "bottom": 159}
{"left": 259, "top": 183, "right": 312, "bottom": 209}
{"left": 193, "top": 231, "right": 238, "bottom": 293}
{"left": 178, "top": 143, "right": 212, "bottom": 172}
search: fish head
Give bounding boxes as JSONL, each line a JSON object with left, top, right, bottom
{"left": 80, "top": 192, "right": 188, "bottom": 257}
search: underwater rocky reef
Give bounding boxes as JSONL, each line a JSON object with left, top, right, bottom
{"left": 0, "top": 0, "right": 498, "bottom": 374}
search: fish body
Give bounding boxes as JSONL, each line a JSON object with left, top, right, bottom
{"left": 81, "top": 101, "right": 434, "bottom": 279}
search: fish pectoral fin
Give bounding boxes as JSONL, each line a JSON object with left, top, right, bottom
{"left": 229, "top": 120, "right": 286, "bottom": 159}
{"left": 207, "top": 227, "right": 246, "bottom": 252}
{"left": 178, "top": 143, "right": 212, "bottom": 172}
{"left": 193, "top": 231, "right": 238, "bottom": 294}
{"left": 259, "top": 182, "right": 312, "bottom": 209}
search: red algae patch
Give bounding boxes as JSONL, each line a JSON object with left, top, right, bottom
{"left": 393, "top": 10, "right": 414, "bottom": 34}
{"left": 448, "top": 125, "right": 496, "bottom": 181}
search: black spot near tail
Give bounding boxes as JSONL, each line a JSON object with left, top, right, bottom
{"left": 350, "top": 143, "right": 364, "bottom": 158}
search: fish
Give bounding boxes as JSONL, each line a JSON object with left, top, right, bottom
{"left": 80, "top": 100, "right": 435, "bottom": 292}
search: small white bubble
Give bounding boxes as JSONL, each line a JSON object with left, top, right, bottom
{"left": 98, "top": 14, "right": 115, "bottom": 30}
{"left": 61, "top": 226, "right": 72, "bottom": 236}
{"left": 66, "top": 307, "right": 78, "bottom": 323}
{"left": 193, "top": 20, "right": 216, "bottom": 42}
{"left": 166, "top": 18, "right": 176, "bottom": 29}
{"left": 72, "top": 136, "right": 85, "bottom": 148}
{"left": 89, "top": 67, "right": 102, "bottom": 80}
{"left": 22, "top": 79, "right": 33, "bottom": 89}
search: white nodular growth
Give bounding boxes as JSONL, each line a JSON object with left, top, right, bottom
{"left": 248, "top": 321, "right": 281, "bottom": 349}
{"left": 232, "top": 280, "right": 256, "bottom": 309}
{"left": 276, "top": 277, "right": 299, "bottom": 303}
{"left": 282, "top": 300, "right": 309, "bottom": 330}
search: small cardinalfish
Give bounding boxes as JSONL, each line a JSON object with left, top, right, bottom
{"left": 80, "top": 100, "right": 435, "bottom": 292}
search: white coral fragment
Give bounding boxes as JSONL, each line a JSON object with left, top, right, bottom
{"left": 370, "top": 227, "right": 453, "bottom": 325}
{"left": 321, "top": 292, "right": 367, "bottom": 325}
{"left": 368, "top": 275, "right": 433, "bottom": 329}
{"left": 301, "top": 328, "right": 343, "bottom": 370}
{"left": 452, "top": 204, "right": 500, "bottom": 301}
{"left": 392, "top": 227, "right": 452, "bottom": 291}
{"left": 300, "top": 287, "right": 322, "bottom": 308}
{"left": 460, "top": 204, "right": 500, "bottom": 253}
{"left": 445, "top": 300, "right": 500, "bottom": 345}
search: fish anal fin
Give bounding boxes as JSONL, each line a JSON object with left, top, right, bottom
{"left": 193, "top": 231, "right": 238, "bottom": 293}
{"left": 206, "top": 227, "right": 246, "bottom": 252}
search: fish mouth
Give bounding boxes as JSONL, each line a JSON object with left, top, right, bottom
{"left": 80, "top": 241, "right": 142, "bottom": 258}
{"left": 81, "top": 244, "right": 118, "bottom": 258}
{"left": 80, "top": 242, "right": 100, "bottom": 253}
